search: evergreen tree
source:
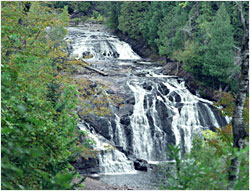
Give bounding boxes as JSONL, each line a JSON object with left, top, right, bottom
{"left": 156, "top": 3, "right": 188, "bottom": 59}
{"left": 179, "top": 2, "right": 214, "bottom": 81}
{"left": 140, "top": 2, "right": 172, "bottom": 52}
{"left": 203, "top": 3, "right": 237, "bottom": 89}
{"left": 118, "top": 1, "right": 149, "bottom": 40}
{"left": 102, "top": 2, "right": 122, "bottom": 30}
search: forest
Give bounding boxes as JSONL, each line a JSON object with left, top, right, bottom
{"left": 1, "top": 1, "right": 249, "bottom": 190}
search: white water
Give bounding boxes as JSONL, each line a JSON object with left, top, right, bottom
{"left": 127, "top": 80, "right": 154, "bottom": 160}
{"left": 68, "top": 26, "right": 140, "bottom": 60}
{"left": 78, "top": 123, "right": 135, "bottom": 173}
{"left": 68, "top": 25, "right": 228, "bottom": 174}
{"left": 113, "top": 114, "right": 127, "bottom": 150}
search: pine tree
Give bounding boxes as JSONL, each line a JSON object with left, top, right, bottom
{"left": 140, "top": 2, "right": 173, "bottom": 52}
{"left": 102, "top": 2, "right": 122, "bottom": 30}
{"left": 118, "top": 2, "right": 149, "bottom": 40}
{"left": 203, "top": 3, "right": 237, "bottom": 89}
{"left": 156, "top": 3, "right": 188, "bottom": 59}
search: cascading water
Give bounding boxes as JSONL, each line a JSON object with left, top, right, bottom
{"left": 67, "top": 23, "right": 228, "bottom": 175}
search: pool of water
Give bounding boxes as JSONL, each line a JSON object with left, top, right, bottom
{"left": 99, "top": 169, "right": 167, "bottom": 190}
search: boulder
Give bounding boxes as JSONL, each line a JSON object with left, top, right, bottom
{"left": 133, "top": 158, "right": 149, "bottom": 172}
{"left": 162, "top": 62, "right": 178, "bottom": 75}
{"left": 120, "top": 115, "right": 130, "bottom": 126}
{"left": 71, "top": 157, "right": 100, "bottom": 174}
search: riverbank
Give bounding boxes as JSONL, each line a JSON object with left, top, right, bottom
{"left": 72, "top": 177, "right": 137, "bottom": 190}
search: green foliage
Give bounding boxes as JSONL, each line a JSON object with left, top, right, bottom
{"left": 85, "top": 11, "right": 103, "bottom": 23}
{"left": 156, "top": 3, "right": 188, "bottom": 58}
{"left": 173, "top": 40, "right": 203, "bottom": 79}
{"left": 203, "top": 3, "right": 237, "bottom": 88}
{"left": 98, "top": 2, "right": 122, "bottom": 30}
{"left": 118, "top": 2, "right": 149, "bottom": 40}
{"left": 216, "top": 92, "right": 249, "bottom": 134}
{"left": 160, "top": 135, "right": 249, "bottom": 190}
{"left": 1, "top": 2, "right": 99, "bottom": 189}
{"left": 53, "top": 1, "right": 91, "bottom": 15}
{"left": 140, "top": 2, "right": 172, "bottom": 52}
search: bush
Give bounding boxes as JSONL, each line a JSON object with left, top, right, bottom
{"left": 159, "top": 130, "right": 249, "bottom": 190}
{"left": 1, "top": 2, "right": 86, "bottom": 189}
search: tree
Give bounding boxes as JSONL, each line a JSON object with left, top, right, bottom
{"left": 52, "top": 1, "right": 92, "bottom": 15}
{"left": 140, "top": 2, "right": 172, "bottom": 52}
{"left": 203, "top": 3, "right": 237, "bottom": 90}
{"left": 156, "top": 3, "right": 188, "bottom": 60}
{"left": 118, "top": 1, "right": 149, "bottom": 40}
{"left": 1, "top": 2, "right": 84, "bottom": 189}
{"left": 101, "top": 1, "right": 122, "bottom": 30}
{"left": 228, "top": 2, "right": 249, "bottom": 189}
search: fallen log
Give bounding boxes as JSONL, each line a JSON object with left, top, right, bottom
{"left": 84, "top": 65, "right": 108, "bottom": 76}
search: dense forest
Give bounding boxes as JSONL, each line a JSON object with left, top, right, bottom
{"left": 99, "top": 1, "right": 248, "bottom": 92}
{"left": 1, "top": 1, "right": 249, "bottom": 190}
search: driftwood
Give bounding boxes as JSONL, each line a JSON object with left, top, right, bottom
{"left": 84, "top": 65, "right": 108, "bottom": 76}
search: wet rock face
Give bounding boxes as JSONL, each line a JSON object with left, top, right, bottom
{"left": 67, "top": 25, "right": 229, "bottom": 174}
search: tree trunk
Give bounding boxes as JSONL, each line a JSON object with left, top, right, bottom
{"left": 175, "top": 62, "right": 179, "bottom": 76}
{"left": 228, "top": 2, "right": 249, "bottom": 189}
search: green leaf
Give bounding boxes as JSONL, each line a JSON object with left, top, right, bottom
{"left": 17, "top": 104, "right": 26, "bottom": 114}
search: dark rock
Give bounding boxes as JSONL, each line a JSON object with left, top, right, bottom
{"left": 120, "top": 115, "right": 130, "bottom": 126}
{"left": 87, "top": 118, "right": 112, "bottom": 140}
{"left": 161, "top": 62, "right": 178, "bottom": 75}
{"left": 176, "top": 103, "right": 184, "bottom": 113}
{"left": 90, "top": 83, "right": 97, "bottom": 89}
{"left": 209, "top": 125, "right": 217, "bottom": 132}
{"left": 146, "top": 111, "right": 154, "bottom": 136}
{"left": 133, "top": 158, "right": 149, "bottom": 172}
{"left": 175, "top": 93, "right": 181, "bottom": 102}
{"left": 143, "top": 82, "right": 153, "bottom": 91}
{"left": 197, "top": 102, "right": 226, "bottom": 127}
{"left": 115, "top": 31, "right": 150, "bottom": 58}
{"left": 168, "top": 92, "right": 181, "bottom": 102}
{"left": 71, "top": 157, "right": 100, "bottom": 174}
{"left": 143, "top": 98, "right": 147, "bottom": 109}
{"left": 158, "top": 83, "right": 169, "bottom": 95}
{"left": 156, "top": 100, "right": 176, "bottom": 145}
{"left": 168, "top": 95, "right": 174, "bottom": 102}
{"left": 113, "top": 52, "right": 120, "bottom": 58}
{"left": 115, "top": 146, "right": 131, "bottom": 156}
{"left": 82, "top": 51, "right": 91, "bottom": 57}
{"left": 209, "top": 105, "right": 228, "bottom": 127}
{"left": 90, "top": 35, "right": 97, "bottom": 39}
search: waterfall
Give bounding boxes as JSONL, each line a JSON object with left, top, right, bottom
{"left": 68, "top": 24, "right": 228, "bottom": 174}
{"left": 127, "top": 80, "right": 154, "bottom": 160}
{"left": 78, "top": 123, "right": 135, "bottom": 174}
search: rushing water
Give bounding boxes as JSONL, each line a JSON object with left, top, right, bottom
{"left": 67, "top": 23, "right": 228, "bottom": 188}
